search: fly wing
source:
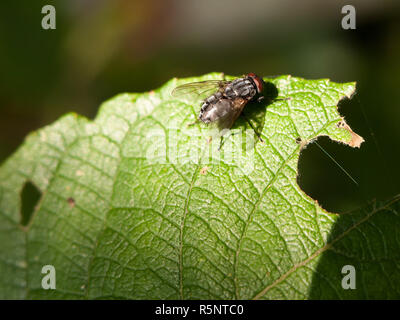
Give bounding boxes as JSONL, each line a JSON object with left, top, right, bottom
{"left": 171, "top": 80, "right": 229, "bottom": 101}
{"left": 216, "top": 97, "right": 248, "bottom": 131}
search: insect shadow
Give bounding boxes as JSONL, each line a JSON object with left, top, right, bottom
{"left": 230, "top": 81, "right": 279, "bottom": 145}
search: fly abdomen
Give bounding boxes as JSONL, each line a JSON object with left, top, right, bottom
{"left": 199, "top": 92, "right": 223, "bottom": 118}
{"left": 199, "top": 99, "right": 233, "bottom": 124}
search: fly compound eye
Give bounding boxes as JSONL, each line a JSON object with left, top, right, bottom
{"left": 246, "top": 73, "right": 263, "bottom": 93}
{"left": 252, "top": 76, "right": 263, "bottom": 94}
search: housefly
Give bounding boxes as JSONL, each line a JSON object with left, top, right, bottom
{"left": 171, "top": 73, "right": 266, "bottom": 133}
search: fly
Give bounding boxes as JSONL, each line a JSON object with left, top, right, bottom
{"left": 171, "top": 73, "right": 266, "bottom": 135}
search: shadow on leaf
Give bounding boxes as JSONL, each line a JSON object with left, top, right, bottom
{"left": 235, "top": 81, "right": 279, "bottom": 145}
{"left": 308, "top": 196, "right": 400, "bottom": 299}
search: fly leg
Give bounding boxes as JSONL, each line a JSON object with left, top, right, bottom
{"left": 218, "top": 131, "right": 239, "bottom": 151}
{"left": 261, "top": 95, "right": 290, "bottom": 104}
{"left": 187, "top": 119, "right": 200, "bottom": 127}
{"left": 240, "top": 111, "right": 264, "bottom": 143}
{"left": 217, "top": 73, "right": 227, "bottom": 92}
{"left": 274, "top": 97, "right": 291, "bottom": 102}
{"left": 187, "top": 112, "right": 202, "bottom": 126}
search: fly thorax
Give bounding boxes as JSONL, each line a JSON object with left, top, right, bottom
{"left": 225, "top": 78, "right": 256, "bottom": 99}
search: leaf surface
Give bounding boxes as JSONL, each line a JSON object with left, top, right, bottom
{"left": 1, "top": 73, "right": 397, "bottom": 299}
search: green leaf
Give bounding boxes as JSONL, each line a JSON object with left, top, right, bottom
{"left": 0, "top": 73, "right": 398, "bottom": 299}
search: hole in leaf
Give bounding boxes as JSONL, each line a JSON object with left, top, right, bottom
{"left": 297, "top": 136, "right": 364, "bottom": 213}
{"left": 20, "top": 181, "right": 41, "bottom": 227}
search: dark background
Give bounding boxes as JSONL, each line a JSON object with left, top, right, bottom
{"left": 0, "top": 0, "right": 399, "bottom": 213}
